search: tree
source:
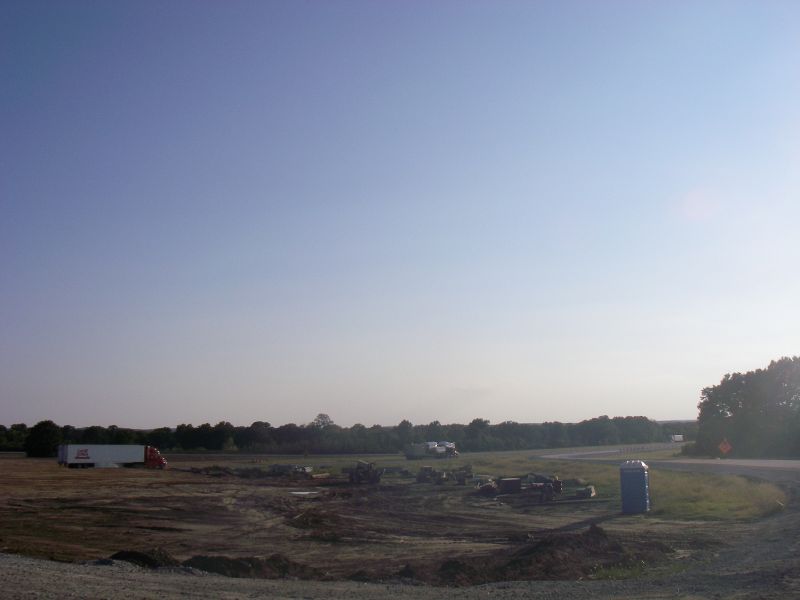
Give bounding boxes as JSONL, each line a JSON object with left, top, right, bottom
{"left": 24, "top": 420, "right": 62, "bottom": 457}
{"left": 145, "top": 427, "right": 176, "bottom": 449}
{"left": 174, "top": 424, "right": 196, "bottom": 449}
{"left": 273, "top": 423, "right": 303, "bottom": 452}
{"left": 80, "top": 425, "right": 109, "bottom": 444}
{"left": 4, "top": 424, "right": 28, "bottom": 450}
{"left": 195, "top": 423, "right": 215, "bottom": 449}
{"left": 395, "top": 419, "right": 413, "bottom": 447}
{"left": 464, "top": 418, "right": 491, "bottom": 451}
{"left": 211, "top": 421, "right": 236, "bottom": 450}
{"left": 311, "top": 413, "right": 334, "bottom": 429}
{"left": 234, "top": 421, "right": 272, "bottom": 450}
{"left": 107, "top": 425, "right": 137, "bottom": 445}
{"left": 543, "top": 421, "right": 569, "bottom": 447}
{"left": 574, "top": 416, "right": 620, "bottom": 446}
{"left": 425, "top": 420, "right": 444, "bottom": 441}
{"left": 696, "top": 357, "right": 800, "bottom": 457}
{"left": 60, "top": 425, "right": 78, "bottom": 444}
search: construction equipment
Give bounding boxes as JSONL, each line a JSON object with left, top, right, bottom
{"left": 475, "top": 471, "right": 595, "bottom": 503}
{"left": 267, "top": 464, "right": 313, "bottom": 478}
{"left": 452, "top": 465, "right": 473, "bottom": 485}
{"left": 346, "top": 460, "right": 384, "bottom": 484}
{"left": 527, "top": 473, "right": 563, "bottom": 492}
{"left": 416, "top": 465, "right": 448, "bottom": 484}
{"left": 499, "top": 478, "right": 522, "bottom": 494}
{"left": 530, "top": 482, "right": 558, "bottom": 502}
{"left": 519, "top": 473, "right": 562, "bottom": 502}
{"left": 476, "top": 481, "right": 498, "bottom": 496}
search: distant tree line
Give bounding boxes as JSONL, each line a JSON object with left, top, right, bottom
{"left": 3, "top": 414, "right": 695, "bottom": 458}
{"left": 693, "top": 356, "right": 800, "bottom": 457}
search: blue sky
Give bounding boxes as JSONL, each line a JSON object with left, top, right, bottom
{"left": 2, "top": 1, "right": 799, "bottom": 428}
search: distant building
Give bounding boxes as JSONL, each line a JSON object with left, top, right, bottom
{"left": 670, "top": 434, "right": 684, "bottom": 442}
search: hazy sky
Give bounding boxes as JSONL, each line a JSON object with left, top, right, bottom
{"left": 2, "top": 1, "right": 799, "bottom": 429}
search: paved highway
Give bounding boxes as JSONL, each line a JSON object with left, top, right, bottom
{"left": 534, "top": 444, "right": 800, "bottom": 482}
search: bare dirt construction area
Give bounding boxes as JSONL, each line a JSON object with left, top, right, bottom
{"left": 1, "top": 452, "right": 799, "bottom": 598}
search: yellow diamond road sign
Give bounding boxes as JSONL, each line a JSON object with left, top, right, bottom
{"left": 718, "top": 438, "right": 732, "bottom": 455}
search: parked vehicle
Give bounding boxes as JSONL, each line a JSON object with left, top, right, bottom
{"left": 267, "top": 464, "right": 313, "bottom": 477}
{"left": 57, "top": 444, "right": 167, "bottom": 469}
{"left": 344, "top": 460, "right": 384, "bottom": 484}
{"left": 416, "top": 465, "right": 448, "bottom": 484}
{"left": 404, "top": 441, "right": 458, "bottom": 459}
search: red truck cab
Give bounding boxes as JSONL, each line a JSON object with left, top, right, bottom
{"left": 144, "top": 446, "right": 168, "bottom": 469}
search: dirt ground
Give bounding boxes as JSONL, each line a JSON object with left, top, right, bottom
{"left": 1, "top": 453, "right": 799, "bottom": 597}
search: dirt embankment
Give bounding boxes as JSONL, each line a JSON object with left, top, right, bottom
{"left": 102, "top": 523, "right": 668, "bottom": 586}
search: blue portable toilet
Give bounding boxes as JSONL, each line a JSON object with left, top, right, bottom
{"left": 620, "top": 460, "right": 650, "bottom": 514}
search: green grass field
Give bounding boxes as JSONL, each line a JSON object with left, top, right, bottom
{"left": 648, "top": 469, "right": 786, "bottom": 520}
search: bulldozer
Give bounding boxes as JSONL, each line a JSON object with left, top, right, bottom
{"left": 416, "top": 465, "right": 448, "bottom": 484}
{"left": 452, "top": 465, "right": 473, "bottom": 485}
{"left": 347, "top": 460, "right": 384, "bottom": 484}
{"left": 526, "top": 473, "right": 564, "bottom": 502}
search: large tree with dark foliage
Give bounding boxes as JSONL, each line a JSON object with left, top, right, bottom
{"left": 0, "top": 425, "right": 27, "bottom": 451}
{"left": 695, "top": 356, "right": 800, "bottom": 457}
{"left": 24, "top": 420, "right": 63, "bottom": 457}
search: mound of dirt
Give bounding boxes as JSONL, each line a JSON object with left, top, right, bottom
{"left": 500, "top": 523, "right": 625, "bottom": 579}
{"left": 109, "top": 548, "right": 180, "bottom": 569}
{"left": 437, "top": 559, "right": 481, "bottom": 586}
{"left": 397, "top": 563, "right": 415, "bottom": 579}
{"left": 347, "top": 569, "right": 372, "bottom": 581}
{"left": 189, "top": 466, "right": 275, "bottom": 479}
{"left": 182, "top": 553, "right": 316, "bottom": 579}
{"left": 232, "top": 467, "right": 271, "bottom": 479}
{"left": 500, "top": 524, "right": 672, "bottom": 582}
{"left": 108, "top": 526, "right": 670, "bottom": 586}
{"left": 401, "top": 525, "right": 672, "bottom": 586}
{"left": 189, "top": 466, "right": 235, "bottom": 478}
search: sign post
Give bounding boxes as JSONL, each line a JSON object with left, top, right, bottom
{"left": 718, "top": 438, "right": 732, "bottom": 456}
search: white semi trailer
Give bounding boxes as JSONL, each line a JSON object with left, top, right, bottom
{"left": 57, "top": 444, "right": 167, "bottom": 469}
